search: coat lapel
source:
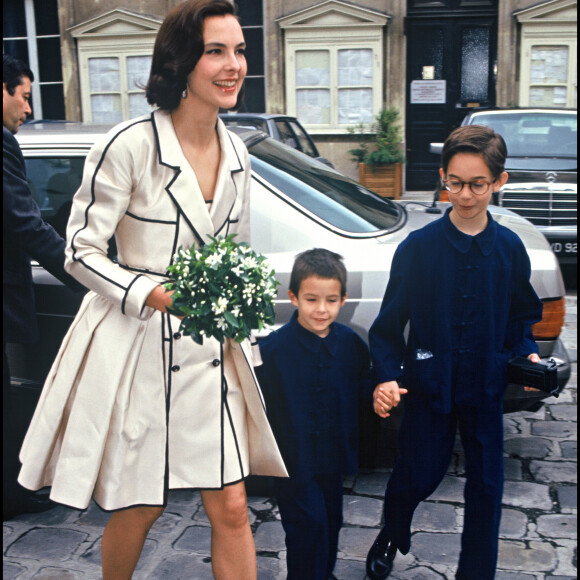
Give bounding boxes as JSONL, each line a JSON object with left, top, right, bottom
{"left": 210, "top": 120, "right": 244, "bottom": 236}
{"left": 152, "top": 110, "right": 244, "bottom": 247}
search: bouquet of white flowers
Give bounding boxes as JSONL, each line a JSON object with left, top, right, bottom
{"left": 165, "top": 234, "right": 279, "bottom": 344}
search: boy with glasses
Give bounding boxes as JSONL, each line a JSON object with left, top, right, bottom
{"left": 366, "top": 125, "right": 543, "bottom": 579}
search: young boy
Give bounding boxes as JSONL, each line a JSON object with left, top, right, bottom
{"left": 366, "top": 125, "right": 543, "bottom": 580}
{"left": 256, "top": 248, "right": 372, "bottom": 580}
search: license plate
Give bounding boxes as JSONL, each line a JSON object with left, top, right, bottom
{"left": 551, "top": 241, "right": 577, "bottom": 255}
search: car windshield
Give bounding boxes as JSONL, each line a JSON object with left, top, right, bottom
{"left": 247, "top": 137, "right": 403, "bottom": 234}
{"left": 470, "top": 112, "right": 577, "bottom": 158}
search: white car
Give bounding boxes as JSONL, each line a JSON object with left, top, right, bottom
{"left": 8, "top": 122, "right": 571, "bottom": 443}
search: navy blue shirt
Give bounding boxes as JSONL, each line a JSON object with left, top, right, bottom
{"left": 370, "top": 208, "right": 543, "bottom": 412}
{"left": 256, "top": 312, "right": 372, "bottom": 480}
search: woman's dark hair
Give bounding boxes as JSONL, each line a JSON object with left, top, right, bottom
{"left": 441, "top": 124, "right": 508, "bottom": 179}
{"left": 146, "top": 0, "right": 241, "bottom": 111}
{"left": 289, "top": 248, "right": 348, "bottom": 298}
{"left": 3, "top": 54, "right": 34, "bottom": 96}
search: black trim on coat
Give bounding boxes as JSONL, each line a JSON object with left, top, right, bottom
{"left": 220, "top": 342, "right": 226, "bottom": 486}
{"left": 223, "top": 377, "right": 246, "bottom": 481}
{"left": 119, "top": 264, "right": 168, "bottom": 278}
{"left": 213, "top": 148, "right": 240, "bottom": 236}
{"left": 70, "top": 117, "right": 151, "bottom": 269}
{"left": 125, "top": 211, "right": 177, "bottom": 225}
{"left": 238, "top": 343, "right": 268, "bottom": 413}
{"left": 121, "top": 274, "right": 144, "bottom": 315}
{"left": 150, "top": 113, "right": 207, "bottom": 248}
{"left": 78, "top": 259, "right": 126, "bottom": 291}
{"left": 163, "top": 312, "right": 174, "bottom": 505}
{"left": 224, "top": 130, "right": 244, "bottom": 175}
{"left": 170, "top": 212, "right": 181, "bottom": 265}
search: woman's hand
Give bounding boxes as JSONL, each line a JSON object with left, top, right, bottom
{"left": 145, "top": 285, "right": 174, "bottom": 314}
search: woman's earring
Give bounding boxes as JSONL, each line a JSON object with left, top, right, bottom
{"left": 182, "top": 87, "right": 188, "bottom": 99}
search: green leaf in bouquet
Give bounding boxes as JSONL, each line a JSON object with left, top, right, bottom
{"left": 190, "top": 330, "right": 204, "bottom": 345}
{"left": 223, "top": 311, "right": 240, "bottom": 329}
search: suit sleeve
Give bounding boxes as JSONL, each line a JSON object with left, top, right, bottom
{"left": 354, "top": 333, "right": 373, "bottom": 407}
{"left": 65, "top": 128, "right": 158, "bottom": 320}
{"left": 505, "top": 237, "right": 543, "bottom": 356}
{"left": 369, "top": 238, "right": 413, "bottom": 385}
{"left": 3, "top": 129, "right": 83, "bottom": 291}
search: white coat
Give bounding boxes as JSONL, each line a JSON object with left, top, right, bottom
{"left": 18, "top": 110, "right": 287, "bottom": 511}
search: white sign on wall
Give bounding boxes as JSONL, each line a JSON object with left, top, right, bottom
{"left": 410, "top": 80, "right": 446, "bottom": 104}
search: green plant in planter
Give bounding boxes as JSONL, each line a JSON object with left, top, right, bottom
{"left": 348, "top": 108, "right": 405, "bottom": 167}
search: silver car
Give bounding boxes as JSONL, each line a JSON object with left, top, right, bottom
{"left": 463, "top": 109, "right": 576, "bottom": 268}
{"left": 9, "top": 122, "right": 571, "bottom": 435}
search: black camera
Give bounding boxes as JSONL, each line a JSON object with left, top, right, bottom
{"left": 507, "top": 356, "right": 560, "bottom": 397}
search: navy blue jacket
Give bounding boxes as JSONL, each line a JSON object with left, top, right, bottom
{"left": 256, "top": 312, "right": 372, "bottom": 480}
{"left": 370, "top": 208, "right": 543, "bottom": 413}
{"left": 3, "top": 127, "right": 83, "bottom": 344}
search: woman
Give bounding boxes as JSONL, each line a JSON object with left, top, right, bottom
{"left": 18, "top": 1, "right": 287, "bottom": 578}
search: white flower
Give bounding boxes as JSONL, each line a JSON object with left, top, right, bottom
{"left": 212, "top": 296, "right": 229, "bottom": 315}
{"left": 242, "top": 256, "right": 259, "bottom": 269}
{"left": 206, "top": 253, "right": 222, "bottom": 268}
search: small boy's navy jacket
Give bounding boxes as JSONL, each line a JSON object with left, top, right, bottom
{"left": 256, "top": 312, "right": 372, "bottom": 480}
{"left": 370, "top": 208, "right": 543, "bottom": 413}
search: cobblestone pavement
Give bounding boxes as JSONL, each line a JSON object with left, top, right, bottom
{"left": 4, "top": 294, "right": 576, "bottom": 580}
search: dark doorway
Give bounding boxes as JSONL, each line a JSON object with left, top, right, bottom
{"left": 405, "top": 2, "right": 498, "bottom": 190}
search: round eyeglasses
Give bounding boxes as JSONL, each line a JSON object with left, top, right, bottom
{"left": 442, "top": 178, "right": 496, "bottom": 196}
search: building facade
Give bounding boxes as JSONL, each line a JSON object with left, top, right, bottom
{"left": 3, "top": 0, "right": 576, "bottom": 188}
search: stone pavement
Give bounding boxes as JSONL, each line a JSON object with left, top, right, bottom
{"left": 3, "top": 294, "right": 576, "bottom": 580}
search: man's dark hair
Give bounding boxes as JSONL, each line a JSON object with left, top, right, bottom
{"left": 289, "top": 248, "right": 347, "bottom": 298}
{"left": 441, "top": 124, "right": 508, "bottom": 179}
{"left": 145, "top": 0, "right": 243, "bottom": 111}
{"left": 3, "top": 54, "right": 34, "bottom": 96}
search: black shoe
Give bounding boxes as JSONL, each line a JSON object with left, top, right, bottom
{"left": 366, "top": 530, "right": 397, "bottom": 580}
{"left": 3, "top": 492, "right": 55, "bottom": 521}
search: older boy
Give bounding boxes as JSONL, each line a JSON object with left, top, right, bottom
{"left": 256, "top": 248, "right": 372, "bottom": 580}
{"left": 366, "top": 125, "right": 543, "bottom": 580}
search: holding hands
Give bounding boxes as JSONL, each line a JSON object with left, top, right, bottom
{"left": 373, "top": 381, "right": 408, "bottom": 418}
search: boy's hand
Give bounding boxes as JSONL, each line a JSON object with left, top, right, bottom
{"left": 373, "top": 381, "right": 408, "bottom": 418}
{"left": 524, "top": 352, "right": 542, "bottom": 392}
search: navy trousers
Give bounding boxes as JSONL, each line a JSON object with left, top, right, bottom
{"left": 383, "top": 404, "right": 504, "bottom": 579}
{"left": 275, "top": 472, "right": 344, "bottom": 580}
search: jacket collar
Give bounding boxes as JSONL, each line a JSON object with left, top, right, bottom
{"left": 289, "top": 310, "right": 339, "bottom": 356}
{"left": 151, "top": 109, "right": 244, "bottom": 246}
{"left": 442, "top": 207, "right": 498, "bottom": 256}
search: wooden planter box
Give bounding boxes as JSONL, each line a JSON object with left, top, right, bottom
{"left": 358, "top": 162, "right": 403, "bottom": 199}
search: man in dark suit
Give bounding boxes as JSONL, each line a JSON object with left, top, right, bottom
{"left": 3, "top": 54, "right": 83, "bottom": 520}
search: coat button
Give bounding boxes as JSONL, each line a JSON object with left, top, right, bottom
{"left": 212, "top": 359, "right": 221, "bottom": 367}
{"left": 171, "top": 365, "right": 180, "bottom": 372}
{"left": 173, "top": 332, "right": 182, "bottom": 340}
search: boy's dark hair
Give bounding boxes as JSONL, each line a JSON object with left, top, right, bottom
{"left": 441, "top": 124, "right": 507, "bottom": 179}
{"left": 3, "top": 54, "right": 34, "bottom": 96}
{"left": 145, "top": 0, "right": 243, "bottom": 111}
{"left": 289, "top": 248, "right": 347, "bottom": 298}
